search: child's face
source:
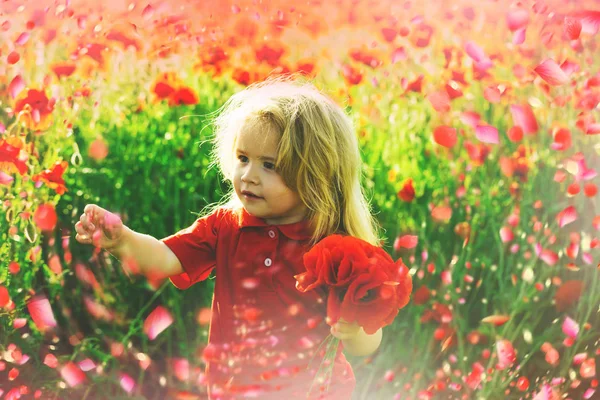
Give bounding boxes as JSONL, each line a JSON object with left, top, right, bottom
{"left": 232, "top": 121, "right": 307, "bottom": 225}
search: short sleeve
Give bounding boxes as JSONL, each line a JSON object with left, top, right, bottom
{"left": 160, "top": 207, "right": 226, "bottom": 290}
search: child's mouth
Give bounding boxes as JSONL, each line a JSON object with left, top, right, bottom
{"left": 242, "top": 192, "right": 262, "bottom": 199}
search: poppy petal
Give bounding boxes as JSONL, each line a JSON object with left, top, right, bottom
{"left": 433, "top": 126, "right": 457, "bottom": 148}
{"left": 534, "top": 59, "right": 570, "bottom": 86}
{"left": 143, "top": 305, "right": 174, "bottom": 340}
{"left": 475, "top": 124, "right": 499, "bottom": 144}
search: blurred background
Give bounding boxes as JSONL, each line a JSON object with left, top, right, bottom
{"left": 0, "top": 0, "right": 599, "bottom": 398}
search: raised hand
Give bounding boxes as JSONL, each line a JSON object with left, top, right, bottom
{"left": 330, "top": 317, "right": 362, "bottom": 341}
{"left": 74, "top": 204, "right": 125, "bottom": 250}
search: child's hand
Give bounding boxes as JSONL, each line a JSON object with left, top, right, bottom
{"left": 330, "top": 317, "right": 362, "bottom": 340}
{"left": 75, "top": 204, "right": 124, "bottom": 250}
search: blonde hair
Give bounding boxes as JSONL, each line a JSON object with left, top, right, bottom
{"left": 205, "top": 73, "right": 382, "bottom": 246}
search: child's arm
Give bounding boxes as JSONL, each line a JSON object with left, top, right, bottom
{"left": 106, "top": 226, "right": 183, "bottom": 279}
{"left": 75, "top": 204, "right": 183, "bottom": 279}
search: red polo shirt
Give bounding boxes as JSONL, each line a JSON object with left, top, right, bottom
{"left": 160, "top": 206, "right": 356, "bottom": 399}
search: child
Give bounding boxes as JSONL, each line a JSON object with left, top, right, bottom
{"left": 75, "top": 74, "right": 384, "bottom": 399}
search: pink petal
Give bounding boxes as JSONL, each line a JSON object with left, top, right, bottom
{"left": 564, "top": 17, "right": 582, "bottom": 40}
{"left": 586, "top": 123, "right": 600, "bottom": 135}
{"left": 27, "top": 295, "right": 57, "bottom": 332}
{"left": 506, "top": 8, "right": 529, "bottom": 31}
{"left": 540, "top": 249, "right": 559, "bottom": 266}
{"left": 18, "top": 354, "right": 30, "bottom": 365}
{"left": 533, "top": 384, "right": 552, "bottom": 400}
{"left": 391, "top": 47, "right": 407, "bottom": 63}
{"left": 13, "top": 318, "right": 26, "bottom": 329}
{"left": 581, "top": 358, "right": 596, "bottom": 378}
{"left": 119, "top": 372, "right": 136, "bottom": 394}
{"left": 560, "top": 59, "right": 580, "bottom": 76}
{"left": 483, "top": 86, "right": 501, "bottom": 103}
{"left": 431, "top": 206, "right": 452, "bottom": 222}
{"left": 562, "top": 316, "right": 579, "bottom": 339}
{"left": 44, "top": 354, "right": 58, "bottom": 368}
{"left": 573, "top": 353, "right": 587, "bottom": 365}
{"left": 60, "top": 362, "right": 86, "bottom": 387}
{"left": 582, "top": 252, "right": 593, "bottom": 265}
{"left": 510, "top": 104, "right": 538, "bottom": 134}
{"left": 572, "top": 10, "right": 600, "bottom": 35}
{"left": 84, "top": 296, "right": 114, "bottom": 321}
{"left": 465, "top": 41, "right": 486, "bottom": 62}
{"left": 15, "top": 32, "right": 30, "bottom": 46}
{"left": 535, "top": 242, "right": 542, "bottom": 256}
{"left": 566, "top": 242, "right": 579, "bottom": 259}
{"left": 475, "top": 58, "right": 493, "bottom": 71}
{"left": 534, "top": 59, "right": 570, "bottom": 86}
{"left": 496, "top": 339, "right": 517, "bottom": 370}
{"left": 394, "top": 235, "right": 418, "bottom": 250}
{"left": 9, "top": 75, "right": 25, "bottom": 99}
{"left": 475, "top": 124, "right": 499, "bottom": 144}
{"left": 143, "top": 305, "right": 173, "bottom": 340}
{"left": 78, "top": 358, "right": 96, "bottom": 371}
{"left": 142, "top": 5, "right": 154, "bottom": 19}
{"left": 0, "top": 171, "right": 14, "bottom": 186}
{"left": 500, "top": 227, "right": 514, "bottom": 243}
{"left": 554, "top": 170, "right": 567, "bottom": 182}
{"left": 513, "top": 28, "right": 526, "bottom": 45}
{"left": 441, "top": 270, "right": 452, "bottom": 285}
{"left": 557, "top": 206, "right": 577, "bottom": 228}
{"left": 460, "top": 111, "right": 481, "bottom": 128}
{"left": 172, "top": 358, "right": 190, "bottom": 381}
{"left": 583, "top": 389, "right": 596, "bottom": 400}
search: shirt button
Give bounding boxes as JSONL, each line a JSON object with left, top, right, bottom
{"left": 264, "top": 258, "right": 272, "bottom": 267}
{"left": 268, "top": 230, "right": 276, "bottom": 238}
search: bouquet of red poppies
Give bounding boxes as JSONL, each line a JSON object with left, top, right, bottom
{"left": 294, "top": 234, "right": 413, "bottom": 398}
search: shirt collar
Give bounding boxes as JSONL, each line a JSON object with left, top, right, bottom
{"left": 236, "top": 207, "right": 313, "bottom": 241}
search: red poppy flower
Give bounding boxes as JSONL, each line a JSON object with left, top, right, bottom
{"left": 341, "top": 64, "right": 363, "bottom": 86}
{"left": 51, "top": 62, "right": 76, "bottom": 78}
{"left": 32, "top": 160, "right": 68, "bottom": 194}
{"left": 349, "top": 48, "right": 383, "bottom": 68}
{"left": 255, "top": 43, "right": 285, "bottom": 67}
{"left": 169, "top": 87, "right": 199, "bottom": 106}
{"left": 150, "top": 72, "right": 199, "bottom": 107}
{"left": 14, "top": 88, "right": 55, "bottom": 131}
{"left": 398, "top": 178, "right": 416, "bottom": 202}
{"left": 0, "top": 137, "right": 28, "bottom": 175}
{"left": 295, "top": 234, "right": 412, "bottom": 335}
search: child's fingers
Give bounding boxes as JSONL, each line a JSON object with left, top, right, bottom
{"left": 84, "top": 204, "right": 105, "bottom": 227}
{"left": 79, "top": 213, "right": 95, "bottom": 231}
{"left": 74, "top": 223, "right": 92, "bottom": 243}
{"left": 330, "top": 325, "right": 355, "bottom": 340}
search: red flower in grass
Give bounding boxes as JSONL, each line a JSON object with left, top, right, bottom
{"left": 341, "top": 64, "right": 363, "bottom": 85}
{"left": 398, "top": 178, "right": 416, "bottom": 202}
{"left": 32, "top": 160, "right": 68, "bottom": 195}
{"left": 169, "top": 87, "right": 199, "bottom": 106}
{"left": 150, "top": 72, "right": 199, "bottom": 106}
{"left": 0, "top": 137, "right": 29, "bottom": 175}
{"left": 51, "top": 62, "right": 76, "bottom": 78}
{"left": 14, "top": 88, "right": 55, "bottom": 131}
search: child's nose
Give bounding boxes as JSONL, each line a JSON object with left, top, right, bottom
{"left": 241, "top": 164, "right": 259, "bottom": 183}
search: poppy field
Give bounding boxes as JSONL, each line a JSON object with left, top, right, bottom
{"left": 1, "top": 0, "right": 600, "bottom": 399}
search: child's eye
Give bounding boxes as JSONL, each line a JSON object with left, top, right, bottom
{"left": 238, "top": 155, "right": 248, "bottom": 163}
{"left": 264, "top": 162, "right": 275, "bottom": 170}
